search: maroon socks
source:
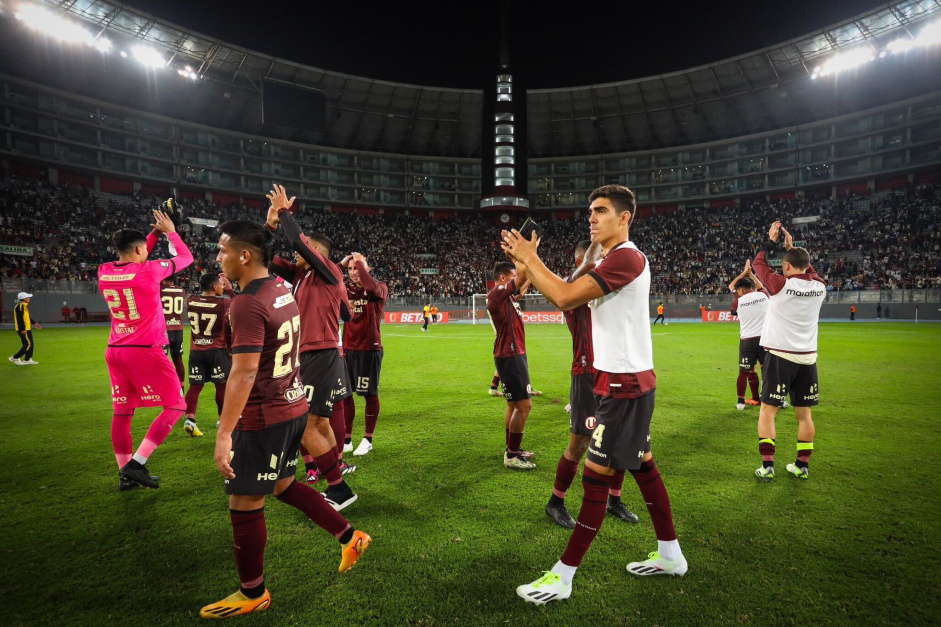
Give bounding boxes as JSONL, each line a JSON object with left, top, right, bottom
{"left": 275, "top": 480, "right": 350, "bottom": 539}
{"left": 553, "top": 456, "right": 579, "bottom": 499}
{"left": 364, "top": 396, "right": 380, "bottom": 439}
{"left": 559, "top": 468, "right": 612, "bottom": 567}
{"left": 630, "top": 458, "right": 677, "bottom": 541}
{"left": 230, "top": 508, "right": 266, "bottom": 594}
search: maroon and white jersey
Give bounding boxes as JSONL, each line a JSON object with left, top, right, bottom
{"left": 587, "top": 241, "right": 656, "bottom": 398}
{"left": 226, "top": 276, "right": 308, "bottom": 431}
{"left": 564, "top": 303, "right": 594, "bottom": 376}
{"left": 342, "top": 261, "right": 388, "bottom": 352}
{"left": 731, "top": 289, "right": 770, "bottom": 340}
{"left": 160, "top": 285, "right": 186, "bottom": 331}
{"left": 487, "top": 278, "right": 526, "bottom": 358}
{"left": 752, "top": 251, "right": 826, "bottom": 354}
{"left": 187, "top": 294, "right": 230, "bottom": 351}
{"left": 271, "top": 251, "right": 345, "bottom": 353}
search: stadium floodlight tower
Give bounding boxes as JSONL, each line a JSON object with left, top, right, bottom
{"left": 479, "top": 0, "right": 529, "bottom": 224}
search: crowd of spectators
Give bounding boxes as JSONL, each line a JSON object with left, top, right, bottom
{"left": 1, "top": 175, "right": 938, "bottom": 299}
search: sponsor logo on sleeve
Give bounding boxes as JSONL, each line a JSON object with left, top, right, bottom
{"left": 273, "top": 294, "right": 296, "bottom": 309}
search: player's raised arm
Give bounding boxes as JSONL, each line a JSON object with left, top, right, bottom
{"left": 752, "top": 221, "right": 787, "bottom": 295}
{"left": 569, "top": 241, "right": 602, "bottom": 283}
{"left": 150, "top": 209, "right": 194, "bottom": 275}
{"left": 266, "top": 184, "right": 339, "bottom": 285}
{"left": 351, "top": 253, "right": 386, "bottom": 298}
{"left": 503, "top": 229, "right": 604, "bottom": 311}
{"left": 145, "top": 228, "right": 161, "bottom": 253}
{"left": 219, "top": 274, "right": 236, "bottom": 298}
{"left": 729, "top": 261, "right": 751, "bottom": 293}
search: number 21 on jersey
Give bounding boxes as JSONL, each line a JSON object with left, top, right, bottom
{"left": 102, "top": 288, "right": 140, "bottom": 321}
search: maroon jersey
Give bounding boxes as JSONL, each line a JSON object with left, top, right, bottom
{"left": 564, "top": 303, "right": 594, "bottom": 376}
{"left": 271, "top": 251, "right": 345, "bottom": 353}
{"left": 187, "top": 294, "right": 230, "bottom": 351}
{"left": 342, "top": 261, "right": 388, "bottom": 352}
{"left": 226, "top": 276, "right": 308, "bottom": 431}
{"left": 487, "top": 278, "right": 526, "bottom": 358}
{"left": 160, "top": 285, "right": 186, "bottom": 331}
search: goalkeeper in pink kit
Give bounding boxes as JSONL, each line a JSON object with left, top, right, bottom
{"left": 98, "top": 210, "right": 194, "bottom": 491}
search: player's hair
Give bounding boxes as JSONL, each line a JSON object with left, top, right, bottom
{"left": 112, "top": 228, "right": 147, "bottom": 255}
{"left": 588, "top": 184, "right": 636, "bottom": 220}
{"left": 783, "top": 247, "right": 811, "bottom": 271}
{"left": 734, "top": 277, "right": 755, "bottom": 291}
{"left": 199, "top": 273, "right": 221, "bottom": 291}
{"left": 574, "top": 239, "right": 592, "bottom": 258}
{"left": 218, "top": 220, "right": 273, "bottom": 266}
{"left": 306, "top": 231, "right": 333, "bottom": 256}
{"left": 493, "top": 261, "right": 516, "bottom": 280}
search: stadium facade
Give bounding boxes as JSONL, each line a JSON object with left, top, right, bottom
{"left": 0, "top": 0, "right": 938, "bottom": 215}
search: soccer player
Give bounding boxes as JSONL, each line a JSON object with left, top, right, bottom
{"left": 506, "top": 184, "right": 686, "bottom": 604}
{"left": 422, "top": 303, "right": 431, "bottom": 332}
{"left": 265, "top": 184, "right": 357, "bottom": 508}
{"left": 653, "top": 302, "right": 665, "bottom": 325}
{"left": 98, "top": 210, "right": 194, "bottom": 490}
{"left": 431, "top": 304, "right": 439, "bottom": 324}
{"left": 10, "top": 292, "right": 41, "bottom": 365}
{"left": 201, "top": 220, "right": 370, "bottom": 619}
{"left": 341, "top": 252, "right": 388, "bottom": 457}
{"left": 488, "top": 261, "right": 536, "bottom": 470}
{"left": 850, "top": 305, "right": 856, "bottom": 321}
{"left": 751, "top": 222, "right": 825, "bottom": 481}
{"left": 183, "top": 273, "right": 234, "bottom": 434}
{"left": 546, "top": 239, "right": 639, "bottom": 529}
{"left": 161, "top": 277, "right": 187, "bottom": 387}
{"left": 728, "top": 260, "right": 770, "bottom": 411}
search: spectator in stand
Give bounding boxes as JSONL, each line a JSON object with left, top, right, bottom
{"left": 0, "top": 175, "right": 938, "bottom": 298}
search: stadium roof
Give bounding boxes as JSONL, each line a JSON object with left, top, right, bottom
{"left": 26, "top": 0, "right": 484, "bottom": 156}
{"left": 15, "top": 0, "right": 941, "bottom": 158}
{"left": 528, "top": 0, "right": 941, "bottom": 156}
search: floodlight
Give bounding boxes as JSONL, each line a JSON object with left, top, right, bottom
{"left": 16, "top": 4, "right": 92, "bottom": 44}
{"left": 132, "top": 45, "right": 164, "bottom": 68}
{"left": 94, "top": 37, "right": 112, "bottom": 53}
{"left": 916, "top": 20, "right": 941, "bottom": 46}
{"left": 886, "top": 37, "right": 916, "bottom": 54}
{"left": 818, "top": 47, "right": 875, "bottom": 77}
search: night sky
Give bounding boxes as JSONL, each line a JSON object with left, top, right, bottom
{"left": 122, "top": 0, "right": 889, "bottom": 88}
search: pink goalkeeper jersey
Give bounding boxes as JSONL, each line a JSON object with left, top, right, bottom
{"left": 98, "top": 232, "right": 193, "bottom": 347}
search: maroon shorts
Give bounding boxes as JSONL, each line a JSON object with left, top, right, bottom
{"left": 106, "top": 346, "right": 184, "bottom": 412}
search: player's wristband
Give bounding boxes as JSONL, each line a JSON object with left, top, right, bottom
{"left": 264, "top": 222, "right": 278, "bottom": 233}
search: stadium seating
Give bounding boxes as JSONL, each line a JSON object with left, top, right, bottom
{"left": 1, "top": 175, "right": 938, "bottom": 296}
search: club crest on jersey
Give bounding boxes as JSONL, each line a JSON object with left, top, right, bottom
{"left": 273, "top": 293, "right": 296, "bottom": 309}
{"left": 585, "top": 416, "right": 597, "bottom": 430}
{"left": 160, "top": 261, "right": 170, "bottom": 268}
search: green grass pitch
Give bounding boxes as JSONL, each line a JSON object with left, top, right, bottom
{"left": 1, "top": 322, "right": 939, "bottom": 625}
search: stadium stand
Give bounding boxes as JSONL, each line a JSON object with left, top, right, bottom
{"left": 2, "top": 175, "right": 938, "bottom": 299}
